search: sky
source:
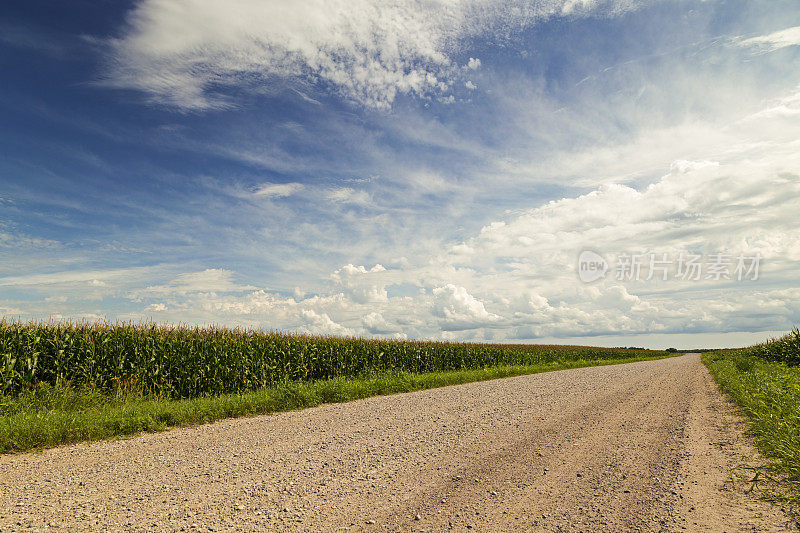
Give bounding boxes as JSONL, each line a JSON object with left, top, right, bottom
{"left": 1, "top": 0, "right": 799, "bottom": 349}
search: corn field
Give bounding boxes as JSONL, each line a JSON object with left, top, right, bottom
{"left": 0, "top": 320, "right": 662, "bottom": 398}
{"left": 750, "top": 328, "right": 800, "bottom": 366}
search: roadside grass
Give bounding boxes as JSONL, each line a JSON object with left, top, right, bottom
{"left": 702, "top": 329, "right": 800, "bottom": 506}
{"left": 0, "top": 354, "right": 670, "bottom": 454}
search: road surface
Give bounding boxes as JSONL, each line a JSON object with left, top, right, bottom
{"left": 0, "top": 354, "right": 797, "bottom": 531}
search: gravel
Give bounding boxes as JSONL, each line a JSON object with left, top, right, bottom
{"left": 0, "top": 354, "right": 796, "bottom": 531}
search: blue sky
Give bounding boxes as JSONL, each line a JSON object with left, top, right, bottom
{"left": 1, "top": 0, "right": 799, "bottom": 348}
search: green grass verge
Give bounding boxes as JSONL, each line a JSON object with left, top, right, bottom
{"left": 0, "top": 354, "right": 669, "bottom": 454}
{"left": 703, "top": 349, "right": 800, "bottom": 505}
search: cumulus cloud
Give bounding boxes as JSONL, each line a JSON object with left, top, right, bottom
{"left": 466, "top": 152, "right": 800, "bottom": 267}
{"left": 428, "top": 133, "right": 799, "bottom": 337}
{"left": 331, "top": 264, "right": 388, "bottom": 304}
{"left": 298, "top": 309, "right": 355, "bottom": 337}
{"left": 104, "top": 0, "right": 644, "bottom": 109}
{"left": 669, "top": 159, "right": 719, "bottom": 174}
{"left": 432, "top": 284, "right": 501, "bottom": 331}
{"left": 362, "top": 312, "right": 400, "bottom": 334}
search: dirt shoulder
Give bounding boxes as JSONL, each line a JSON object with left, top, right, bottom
{"left": 0, "top": 354, "right": 796, "bottom": 531}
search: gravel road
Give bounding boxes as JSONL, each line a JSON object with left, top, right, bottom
{"left": 1, "top": 354, "right": 797, "bottom": 532}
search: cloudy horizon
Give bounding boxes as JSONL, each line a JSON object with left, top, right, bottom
{"left": 2, "top": 0, "right": 799, "bottom": 349}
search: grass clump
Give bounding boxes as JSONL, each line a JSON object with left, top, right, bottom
{"left": 703, "top": 328, "right": 800, "bottom": 506}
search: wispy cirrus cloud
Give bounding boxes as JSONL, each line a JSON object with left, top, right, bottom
{"left": 129, "top": 268, "right": 257, "bottom": 299}
{"left": 252, "top": 182, "right": 305, "bottom": 198}
{"left": 740, "top": 25, "right": 800, "bottom": 52}
{"left": 103, "top": 0, "right": 647, "bottom": 110}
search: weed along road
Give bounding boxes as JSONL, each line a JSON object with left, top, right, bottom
{"left": 0, "top": 354, "right": 796, "bottom": 532}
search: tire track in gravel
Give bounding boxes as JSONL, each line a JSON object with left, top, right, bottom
{"left": 0, "top": 354, "right": 796, "bottom": 532}
{"left": 370, "top": 353, "right": 693, "bottom": 531}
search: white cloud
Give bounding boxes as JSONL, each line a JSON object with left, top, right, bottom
{"left": 362, "top": 312, "right": 400, "bottom": 334}
{"left": 298, "top": 309, "right": 355, "bottom": 337}
{"left": 741, "top": 26, "right": 800, "bottom": 52}
{"left": 131, "top": 269, "right": 257, "bottom": 298}
{"left": 466, "top": 156, "right": 800, "bottom": 268}
{"left": 253, "top": 182, "right": 304, "bottom": 198}
{"left": 432, "top": 284, "right": 501, "bottom": 331}
{"left": 669, "top": 159, "right": 718, "bottom": 174}
{"left": 561, "top": 0, "right": 597, "bottom": 14}
{"left": 450, "top": 243, "right": 475, "bottom": 256}
{"left": 327, "top": 187, "right": 371, "bottom": 205}
{"left": 0, "top": 230, "right": 61, "bottom": 250}
{"left": 105, "top": 0, "right": 644, "bottom": 109}
{"left": 742, "top": 87, "right": 800, "bottom": 120}
{"left": 0, "top": 305, "right": 26, "bottom": 316}
{"left": 331, "top": 264, "right": 388, "bottom": 304}
{"left": 0, "top": 266, "right": 157, "bottom": 287}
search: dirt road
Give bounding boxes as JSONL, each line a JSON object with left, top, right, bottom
{"left": 0, "top": 354, "right": 797, "bottom": 531}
